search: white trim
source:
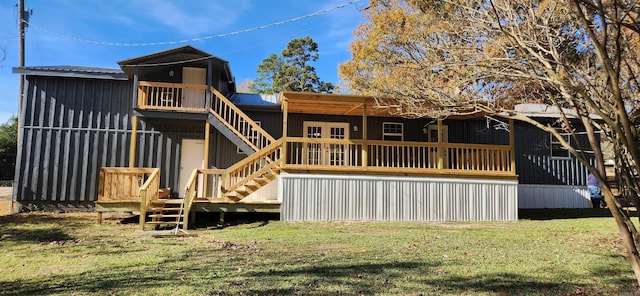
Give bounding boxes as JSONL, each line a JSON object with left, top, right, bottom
{"left": 279, "top": 173, "right": 519, "bottom": 185}
{"left": 550, "top": 130, "right": 571, "bottom": 159}
{"left": 382, "top": 122, "right": 403, "bottom": 141}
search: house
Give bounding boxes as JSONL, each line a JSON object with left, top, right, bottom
{"left": 12, "top": 46, "right": 597, "bottom": 229}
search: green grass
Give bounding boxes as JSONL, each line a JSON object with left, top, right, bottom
{"left": 0, "top": 210, "right": 638, "bottom": 295}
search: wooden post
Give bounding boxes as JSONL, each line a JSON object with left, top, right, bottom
{"left": 206, "top": 59, "right": 213, "bottom": 108}
{"left": 203, "top": 122, "right": 210, "bottom": 197}
{"left": 362, "top": 102, "right": 368, "bottom": 168}
{"left": 96, "top": 212, "right": 103, "bottom": 224}
{"left": 131, "top": 66, "right": 139, "bottom": 109}
{"left": 139, "top": 188, "right": 146, "bottom": 230}
{"left": 129, "top": 115, "right": 138, "bottom": 168}
{"left": 282, "top": 98, "right": 288, "bottom": 164}
{"left": 509, "top": 118, "right": 516, "bottom": 174}
{"left": 437, "top": 118, "right": 444, "bottom": 170}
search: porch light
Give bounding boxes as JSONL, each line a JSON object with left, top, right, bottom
{"left": 168, "top": 70, "right": 175, "bottom": 77}
{"left": 353, "top": 125, "right": 358, "bottom": 132}
{"left": 422, "top": 126, "right": 428, "bottom": 134}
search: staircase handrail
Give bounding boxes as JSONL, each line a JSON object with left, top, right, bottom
{"left": 137, "top": 168, "right": 161, "bottom": 229}
{"left": 223, "top": 138, "right": 284, "bottom": 195}
{"left": 208, "top": 86, "right": 275, "bottom": 150}
{"left": 181, "top": 169, "right": 199, "bottom": 230}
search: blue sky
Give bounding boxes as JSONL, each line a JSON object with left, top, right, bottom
{"left": 0, "top": 0, "right": 367, "bottom": 124}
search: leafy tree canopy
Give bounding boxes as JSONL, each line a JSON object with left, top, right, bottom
{"left": 0, "top": 116, "right": 17, "bottom": 180}
{"left": 340, "top": 0, "right": 640, "bottom": 283}
{"left": 251, "top": 37, "right": 334, "bottom": 94}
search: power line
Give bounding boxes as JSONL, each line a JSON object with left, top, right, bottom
{"left": 26, "top": 1, "right": 360, "bottom": 47}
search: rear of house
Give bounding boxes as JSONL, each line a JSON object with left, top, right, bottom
{"left": 12, "top": 46, "right": 598, "bottom": 228}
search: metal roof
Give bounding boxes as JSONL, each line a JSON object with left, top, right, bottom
{"left": 13, "top": 66, "right": 128, "bottom": 80}
{"left": 232, "top": 93, "right": 279, "bottom": 107}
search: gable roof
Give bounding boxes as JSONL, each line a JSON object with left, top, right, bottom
{"left": 13, "top": 66, "right": 128, "bottom": 80}
{"left": 117, "top": 45, "right": 234, "bottom": 83}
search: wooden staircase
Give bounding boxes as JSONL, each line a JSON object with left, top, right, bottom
{"left": 144, "top": 198, "right": 185, "bottom": 230}
{"left": 225, "top": 168, "right": 280, "bottom": 200}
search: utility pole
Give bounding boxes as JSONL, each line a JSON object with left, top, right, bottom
{"left": 18, "top": 0, "right": 27, "bottom": 112}
{"left": 13, "top": 0, "right": 28, "bottom": 214}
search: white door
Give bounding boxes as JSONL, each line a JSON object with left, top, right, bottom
{"left": 179, "top": 139, "right": 205, "bottom": 197}
{"left": 303, "top": 121, "right": 349, "bottom": 166}
{"left": 182, "top": 67, "right": 207, "bottom": 108}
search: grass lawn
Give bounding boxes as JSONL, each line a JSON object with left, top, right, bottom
{"left": 0, "top": 210, "right": 638, "bottom": 295}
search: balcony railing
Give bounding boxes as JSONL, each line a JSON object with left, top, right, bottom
{"left": 137, "top": 81, "right": 208, "bottom": 112}
{"left": 284, "top": 137, "right": 514, "bottom": 176}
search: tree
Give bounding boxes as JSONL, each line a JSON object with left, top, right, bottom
{"left": 251, "top": 37, "right": 334, "bottom": 94}
{"left": 340, "top": 0, "right": 640, "bottom": 283}
{"left": 0, "top": 116, "right": 18, "bottom": 180}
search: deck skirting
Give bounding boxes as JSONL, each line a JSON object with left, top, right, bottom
{"left": 279, "top": 174, "right": 518, "bottom": 222}
{"left": 518, "top": 184, "right": 590, "bottom": 208}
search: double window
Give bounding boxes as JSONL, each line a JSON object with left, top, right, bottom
{"left": 383, "top": 122, "right": 403, "bottom": 141}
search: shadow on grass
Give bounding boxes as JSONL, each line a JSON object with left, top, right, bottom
{"left": 195, "top": 212, "right": 276, "bottom": 230}
{"left": 518, "top": 208, "right": 640, "bottom": 220}
{"left": 0, "top": 213, "right": 84, "bottom": 243}
{"left": 0, "top": 256, "right": 622, "bottom": 296}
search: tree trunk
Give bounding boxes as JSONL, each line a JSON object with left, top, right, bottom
{"left": 603, "top": 187, "right": 640, "bottom": 286}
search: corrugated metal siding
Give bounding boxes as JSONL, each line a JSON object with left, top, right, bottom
{"left": 244, "top": 110, "right": 283, "bottom": 139}
{"left": 280, "top": 174, "right": 518, "bottom": 221}
{"left": 15, "top": 75, "right": 243, "bottom": 203}
{"left": 518, "top": 184, "right": 590, "bottom": 208}
{"left": 514, "top": 121, "right": 596, "bottom": 186}
{"left": 16, "top": 76, "right": 134, "bottom": 202}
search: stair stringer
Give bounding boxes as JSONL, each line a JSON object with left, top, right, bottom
{"left": 207, "top": 112, "right": 256, "bottom": 155}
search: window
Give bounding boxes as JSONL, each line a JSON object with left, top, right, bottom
{"left": 550, "top": 130, "right": 571, "bottom": 158}
{"left": 383, "top": 122, "right": 403, "bottom": 141}
{"left": 237, "top": 120, "right": 261, "bottom": 154}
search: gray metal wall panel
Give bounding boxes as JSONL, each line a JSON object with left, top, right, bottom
{"left": 280, "top": 174, "right": 518, "bottom": 222}
{"left": 518, "top": 184, "right": 590, "bottom": 208}
{"left": 16, "top": 76, "right": 135, "bottom": 203}
{"left": 514, "top": 120, "right": 596, "bottom": 186}
{"left": 244, "top": 110, "right": 283, "bottom": 139}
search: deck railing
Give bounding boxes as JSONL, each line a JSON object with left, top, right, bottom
{"left": 208, "top": 86, "right": 274, "bottom": 150}
{"left": 98, "top": 167, "right": 160, "bottom": 202}
{"left": 284, "top": 137, "right": 514, "bottom": 176}
{"left": 137, "top": 81, "right": 208, "bottom": 112}
{"left": 183, "top": 169, "right": 226, "bottom": 200}
{"left": 137, "top": 169, "right": 161, "bottom": 228}
{"left": 136, "top": 81, "right": 274, "bottom": 151}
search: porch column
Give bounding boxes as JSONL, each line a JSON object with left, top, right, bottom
{"left": 131, "top": 66, "right": 139, "bottom": 109}
{"left": 362, "top": 103, "right": 368, "bottom": 168}
{"left": 437, "top": 118, "right": 444, "bottom": 170}
{"left": 129, "top": 115, "right": 138, "bottom": 168}
{"left": 203, "top": 121, "right": 210, "bottom": 196}
{"left": 281, "top": 98, "right": 288, "bottom": 165}
{"left": 509, "top": 118, "right": 516, "bottom": 174}
{"left": 206, "top": 59, "right": 213, "bottom": 108}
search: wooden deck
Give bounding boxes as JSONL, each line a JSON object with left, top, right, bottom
{"left": 106, "top": 81, "right": 518, "bottom": 229}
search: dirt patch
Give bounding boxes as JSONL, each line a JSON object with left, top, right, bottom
{"left": 0, "top": 187, "right": 13, "bottom": 215}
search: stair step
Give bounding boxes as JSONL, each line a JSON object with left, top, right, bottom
{"left": 153, "top": 199, "right": 184, "bottom": 204}
{"left": 145, "top": 221, "right": 183, "bottom": 225}
{"left": 149, "top": 214, "right": 183, "bottom": 218}
{"left": 150, "top": 207, "right": 181, "bottom": 211}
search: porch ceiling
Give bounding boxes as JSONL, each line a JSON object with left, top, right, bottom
{"left": 280, "top": 92, "right": 401, "bottom": 117}
{"left": 279, "top": 91, "right": 487, "bottom": 119}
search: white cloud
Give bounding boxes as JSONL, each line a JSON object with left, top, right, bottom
{"left": 132, "top": 0, "right": 252, "bottom": 36}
